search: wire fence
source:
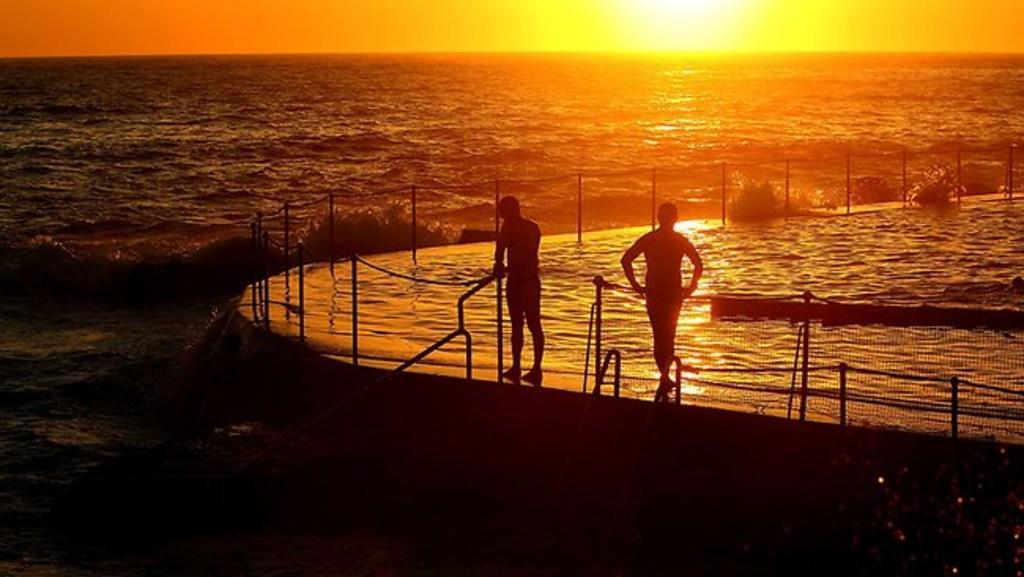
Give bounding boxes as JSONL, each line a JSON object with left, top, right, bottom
{"left": 241, "top": 142, "right": 1024, "bottom": 445}
{"left": 592, "top": 281, "right": 1024, "bottom": 442}
{"left": 243, "top": 143, "right": 1019, "bottom": 258}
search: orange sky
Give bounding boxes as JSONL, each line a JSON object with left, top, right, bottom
{"left": 2, "top": 0, "right": 1022, "bottom": 58}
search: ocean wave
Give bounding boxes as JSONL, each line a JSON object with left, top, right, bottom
{"left": 0, "top": 205, "right": 457, "bottom": 301}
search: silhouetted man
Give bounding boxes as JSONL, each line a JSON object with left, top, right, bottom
{"left": 495, "top": 196, "right": 545, "bottom": 386}
{"left": 621, "top": 203, "right": 703, "bottom": 401}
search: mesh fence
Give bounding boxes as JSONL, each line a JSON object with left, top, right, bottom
{"left": 595, "top": 287, "right": 1024, "bottom": 442}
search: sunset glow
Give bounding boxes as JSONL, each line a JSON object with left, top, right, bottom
{"left": 2, "top": 0, "right": 1023, "bottom": 57}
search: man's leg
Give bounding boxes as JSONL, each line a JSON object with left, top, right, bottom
{"left": 523, "top": 278, "right": 544, "bottom": 386}
{"left": 505, "top": 284, "right": 525, "bottom": 384}
{"left": 648, "top": 299, "right": 676, "bottom": 402}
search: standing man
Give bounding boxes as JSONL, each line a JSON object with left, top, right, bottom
{"left": 621, "top": 202, "right": 703, "bottom": 401}
{"left": 495, "top": 196, "right": 545, "bottom": 386}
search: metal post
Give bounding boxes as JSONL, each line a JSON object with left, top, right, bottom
{"left": 784, "top": 160, "right": 791, "bottom": 219}
{"left": 577, "top": 173, "right": 583, "bottom": 243}
{"left": 497, "top": 275, "right": 504, "bottom": 383}
{"left": 283, "top": 201, "right": 290, "bottom": 277}
{"left": 250, "top": 221, "right": 259, "bottom": 319}
{"left": 494, "top": 179, "right": 500, "bottom": 238}
{"left": 297, "top": 242, "right": 305, "bottom": 342}
{"left": 799, "top": 291, "right": 811, "bottom": 422}
{"left": 1010, "top": 145, "right": 1016, "bottom": 200}
{"left": 328, "top": 192, "right": 335, "bottom": 270}
{"left": 950, "top": 376, "right": 959, "bottom": 440}
{"left": 494, "top": 178, "right": 503, "bottom": 383}
{"left": 465, "top": 332, "right": 473, "bottom": 381}
{"left": 845, "top": 154, "right": 852, "bottom": 215}
{"left": 594, "top": 277, "right": 603, "bottom": 382}
{"left": 957, "top": 148, "right": 963, "bottom": 206}
{"left": 351, "top": 256, "right": 359, "bottom": 366}
{"left": 266, "top": 232, "right": 274, "bottom": 327}
{"left": 411, "top": 186, "right": 418, "bottom": 262}
{"left": 720, "top": 163, "right": 727, "bottom": 225}
{"left": 651, "top": 167, "right": 657, "bottom": 231}
{"left": 901, "top": 148, "right": 908, "bottom": 206}
{"left": 838, "top": 363, "right": 847, "bottom": 427}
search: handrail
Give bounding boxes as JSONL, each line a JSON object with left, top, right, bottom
{"left": 594, "top": 349, "right": 622, "bottom": 398}
{"left": 388, "top": 274, "right": 496, "bottom": 381}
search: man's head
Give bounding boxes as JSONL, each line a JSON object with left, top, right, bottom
{"left": 498, "top": 196, "right": 521, "bottom": 221}
{"left": 1013, "top": 276, "right": 1024, "bottom": 292}
{"left": 657, "top": 202, "right": 678, "bottom": 229}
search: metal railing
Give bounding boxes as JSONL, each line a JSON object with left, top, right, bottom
{"left": 589, "top": 276, "right": 1024, "bottom": 441}
{"left": 242, "top": 142, "right": 1020, "bottom": 269}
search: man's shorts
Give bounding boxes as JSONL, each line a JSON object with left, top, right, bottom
{"left": 507, "top": 276, "right": 541, "bottom": 318}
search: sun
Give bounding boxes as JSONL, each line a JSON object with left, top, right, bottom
{"left": 610, "top": 0, "right": 750, "bottom": 51}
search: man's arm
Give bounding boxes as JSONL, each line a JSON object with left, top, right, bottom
{"left": 621, "top": 238, "right": 645, "bottom": 297}
{"left": 683, "top": 238, "right": 703, "bottom": 297}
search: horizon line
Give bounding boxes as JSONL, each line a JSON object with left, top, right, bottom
{"left": 4, "top": 48, "right": 1024, "bottom": 61}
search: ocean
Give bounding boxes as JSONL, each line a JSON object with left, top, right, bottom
{"left": 1, "top": 53, "right": 1023, "bottom": 574}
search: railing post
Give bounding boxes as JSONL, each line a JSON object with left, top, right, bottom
{"left": 950, "top": 376, "right": 959, "bottom": 440}
{"left": 283, "top": 201, "right": 291, "bottom": 280}
{"left": 1010, "top": 145, "right": 1016, "bottom": 200}
{"left": 577, "top": 173, "right": 583, "bottom": 243}
{"left": 901, "top": 148, "right": 908, "bottom": 207}
{"left": 494, "top": 178, "right": 504, "bottom": 383}
{"left": 594, "top": 277, "right": 603, "bottom": 383}
{"left": 328, "top": 192, "right": 335, "bottom": 271}
{"left": 838, "top": 362, "right": 847, "bottom": 427}
{"left": 720, "top": 163, "right": 727, "bottom": 225}
{"left": 651, "top": 167, "right": 657, "bottom": 231}
{"left": 465, "top": 331, "right": 473, "bottom": 381}
{"left": 784, "top": 159, "right": 791, "bottom": 219}
{"left": 497, "top": 274, "right": 504, "bottom": 383}
{"left": 250, "top": 221, "right": 259, "bottom": 319}
{"left": 297, "top": 242, "right": 305, "bottom": 342}
{"left": 956, "top": 148, "right": 963, "bottom": 207}
{"left": 845, "top": 154, "right": 852, "bottom": 215}
{"left": 265, "top": 231, "right": 272, "bottom": 324}
{"left": 494, "top": 179, "right": 500, "bottom": 238}
{"left": 799, "top": 291, "right": 811, "bottom": 422}
{"left": 351, "top": 256, "right": 359, "bottom": 366}
{"left": 411, "top": 186, "right": 418, "bottom": 262}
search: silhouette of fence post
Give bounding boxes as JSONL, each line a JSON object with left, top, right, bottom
{"left": 297, "top": 242, "right": 305, "bottom": 342}
{"left": 1010, "top": 145, "right": 1016, "bottom": 200}
{"left": 283, "top": 201, "right": 291, "bottom": 280}
{"left": 594, "top": 277, "right": 603, "bottom": 381}
{"left": 950, "top": 376, "right": 960, "bottom": 440}
{"left": 250, "top": 221, "right": 259, "bottom": 319}
{"left": 266, "top": 231, "right": 274, "bottom": 325}
{"left": 411, "top": 186, "right": 418, "bottom": 262}
{"left": 901, "top": 148, "right": 908, "bottom": 206}
{"left": 577, "top": 173, "right": 583, "bottom": 243}
{"left": 494, "top": 178, "right": 503, "bottom": 383}
{"left": 784, "top": 159, "right": 791, "bottom": 219}
{"left": 798, "top": 291, "right": 811, "bottom": 422}
{"left": 720, "top": 163, "right": 727, "bottom": 225}
{"left": 845, "top": 154, "right": 852, "bottom": 215}
{"left": 351, "top": 256, "right": 359, "bottom": 366}
{"left": 651, "top": 168, "right": 657, "bottom": 231}
{"left": 956, "top": 148, "right": 963, "bottom": 207}
{"left": 328, "top": 192, "right": 335, "bottom": 272}
{"left": 838, "top": 362, "right": 847, "bottom": 427}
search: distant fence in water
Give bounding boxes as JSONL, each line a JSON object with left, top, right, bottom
{"left": 247, "top": 142, "right": 1020, "bottom": 258}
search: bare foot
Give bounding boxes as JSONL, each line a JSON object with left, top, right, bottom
{"left": 502, "top": 366, "right": 521, "bottom": 385}
{"left": 523, "top": 368, "right": 543, "bottom": 387}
